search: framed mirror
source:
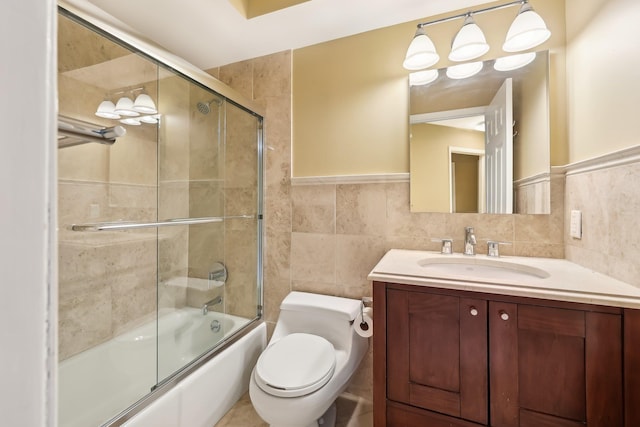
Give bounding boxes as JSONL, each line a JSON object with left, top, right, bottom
{"left": 410, "top": 50, "right": 550, "bottom": 214}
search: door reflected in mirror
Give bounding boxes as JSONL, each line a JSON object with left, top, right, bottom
{"left": 409, "top": 51, "right": 550, "bottom": 214}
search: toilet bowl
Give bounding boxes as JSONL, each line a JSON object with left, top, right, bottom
{"left": 249, "top": 292, "right": 369, "bottom": 427}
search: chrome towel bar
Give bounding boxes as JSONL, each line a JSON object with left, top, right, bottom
{"left": 58, "top": 115, "right": 126, "bottom": 148}
{"left": 70, "top": 215, "right": 254, "bottom": 231}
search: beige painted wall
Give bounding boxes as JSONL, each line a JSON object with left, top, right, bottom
{"left": 565, "top": 0, "right": 640, "bottom": 162}
{"left": 410, "top": 124, "right": 484, "bottom": 212}
{"left": 293, "top": 0, "right": 567, "bottom": 177}
{"left": 452, "top": 154, "right": 480, "bottom": 213}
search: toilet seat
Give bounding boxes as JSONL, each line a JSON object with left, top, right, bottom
{"left": 255, "top": 333, "right": 336, "bottom": 398}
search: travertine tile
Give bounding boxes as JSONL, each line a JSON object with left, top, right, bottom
{"left": 335, "top": 235, "right": 386, "bottom": 288}
{"left": 290, "top": 232, "right": 336, "bottom": 283}
{"left": 264, "top": 277, "right": 291, "bottom": 323}
{"left": 336, "top": 184, "right": 387, "bottom": 236}
{"left": 214, "top": 392, "right": 373, "bottom": 427}
{"left": 214, "top": 392, "right": 267, "bottom": 427}
{"left": 264, "top": 182, "right": 291, "bottom": 234}
{"left": 253, "top": 50, "right": 291, "bottom": 101}
{"left": 219, "top": 60, "right": 254, "bottom": 100}
{"left": 58, "top": 278, "right": 112, "bottom": 360}
{"left": 264, "top": 230, "right": 291, "bottom": 282}
{"left": 292, "top": 184, "right": 336, "bottom": 234}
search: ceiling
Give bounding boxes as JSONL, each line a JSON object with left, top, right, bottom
{"left": 62, "top": 0, "right": 491, "bottom": 70}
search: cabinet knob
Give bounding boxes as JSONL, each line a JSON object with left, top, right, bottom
{"left": 499, "top": 311, "right": 510, "bottom": 321}
{"left": 470, "top": 307, "right": 479, "bottom": 316}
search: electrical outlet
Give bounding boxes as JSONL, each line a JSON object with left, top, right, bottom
{"left": 570, "top": 210, "right": 582, "bottom": 239}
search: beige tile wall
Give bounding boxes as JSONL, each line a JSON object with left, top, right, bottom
{"left": 565, "top": 161, "right": 640, "bottom": 288}
{"left": 212, "top": 50, "right": 567, "bottom": 403}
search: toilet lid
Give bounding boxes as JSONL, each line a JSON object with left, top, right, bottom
{"left": 255, "top": 333, "right": 336, "bottom": 398}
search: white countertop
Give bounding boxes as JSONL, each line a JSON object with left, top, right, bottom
{"left": 368, "top": 249, "right": 640, "bottom": 309}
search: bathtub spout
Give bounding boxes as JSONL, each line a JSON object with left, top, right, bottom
{"left": 202, "top": 296, "right": 223, "bottom": 315}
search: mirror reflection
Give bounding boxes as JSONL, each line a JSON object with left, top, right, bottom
{"left": 410, "top": 50, "right": 550, "bottom": 214}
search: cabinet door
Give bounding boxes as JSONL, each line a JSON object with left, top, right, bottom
{"left": 387, "top": 289, "right": 488, "bottom": 425}
{"left": 489, "top": 302, "right": 623, "bottom": 427}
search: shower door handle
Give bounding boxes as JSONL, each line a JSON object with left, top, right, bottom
{"left": 70, "top": 214, "right": 254, "bottom": 231}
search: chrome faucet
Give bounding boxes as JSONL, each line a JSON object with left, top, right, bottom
{"left": 202, "top": 295, "right": 223, "bottom": 315}
{"left": 464, "top": 227, "right": 477, "bottom": 256}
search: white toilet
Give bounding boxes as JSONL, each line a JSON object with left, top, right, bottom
{"left": 249, "top": 291, "right": 369, "bottom": 427}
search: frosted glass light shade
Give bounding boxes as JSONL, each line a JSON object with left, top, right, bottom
{"left": 446, "top": 61, "right": 483, "bottom": 79}
{"left": 139, "top": 114, "right": 160, "bottom": 124}
{"left": 95, "top": 100, "right": 120, "bottom": 119}
{"left": 449, "top": 16, "right": 489, "bottom": 62}
{"left": 403, "top": 28, "right": 440, "bottom": 70}
{"left": 120, "top": 117, "right": 141, "bottom": 126}
{"left": 409, "top": 69, "right": 439, "bottom": 86}
{"left": 114, "top": 96, "right": 139, "bottom": 117}
{"left": 133, "top": 93, "right": 157, "bottom": 114}
{"left": 494, "top": 52, "right": 536, "bottom": 71}
{"left": 503, "top": 3, "right": 551, "bottom": 52}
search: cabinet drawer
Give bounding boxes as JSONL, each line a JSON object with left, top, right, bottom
{"left": 387, "top": 401, "right": 485, "bottom": 427}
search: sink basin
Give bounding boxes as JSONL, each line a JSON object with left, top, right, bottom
{"left": 417, "top": 257, "right": 550, "bottom": 280}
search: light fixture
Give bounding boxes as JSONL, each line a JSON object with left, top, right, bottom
{"left": 114, "top": 96, "right": 139, "bottom": 117}
{"left": 120, "top": 117, "right": 141, "bottom": 126}
{"left": 503, "top": 2, "right": 551, "bottom": 52}
{"left": 133, "top": 93, "right": 157, "bottom": 114}
{"left": 403, "top": 0, "right": 551, "bottom": 71}
{"left": 449, "top": 15, "right": 489, "bottom": 62}
{"left": 403, "top": 27, "right": 440, "bottom": 71}
{"left": 446, "top": 61, "right": 483, "bottom": 79}
{"left": 409, "top": 69, "right": 439, "bottom": 86}
{"left": 139, "top": 114, "right": 161, "bottom": 124}
{"left": 95, "top": 99, "right": 120, "bottom": 119}
{"left": 494, "top": 52, "right": 537, "bottom": 71}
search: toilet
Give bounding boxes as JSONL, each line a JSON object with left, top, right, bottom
{"left": 249, "top": 291, "right": 369, "bottom": 427}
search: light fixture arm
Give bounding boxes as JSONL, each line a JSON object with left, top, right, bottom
{"left": 417, "top": 0, "right": 526, "bottom": 29}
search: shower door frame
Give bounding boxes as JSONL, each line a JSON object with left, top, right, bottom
{"left": 57, "top": 4, "right": 265, "bottom": 426}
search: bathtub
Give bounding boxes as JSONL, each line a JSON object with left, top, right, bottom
{"left": 58, "top": 308, "right": 266, "bottom": 427}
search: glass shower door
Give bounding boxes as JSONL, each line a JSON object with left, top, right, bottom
{"left": 57, "top": 12, "right": 161, "bottom": 427}
{"left": 58, "top": 9, "right": 263, "bottom": 427}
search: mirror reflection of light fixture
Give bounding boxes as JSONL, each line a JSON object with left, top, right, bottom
{"left": 139, "top": 114, "right": 161, "bottom": 124}
{"left": 409, "top": 69, "right": 439, "bottom": 86}
{"left": 403, "top": 27, "right": 440, "bottom": 70}
{"left": 95, "top": 99, "right": 120, "bottom": 119}
{"left": 503, "top": 2, "right": 551, "bottom": 52}
{"left": 96, "top": 87, "right": 159, "bottom": 126}
{"left": 403, "top": 0, "right": 550, "bottom": 72}
{"left": 120, "top": 117, "right": 141, "bottom": 126}
{"left": 133, "top": 93, "right": 157, "bottom": 114}
{"left": 446, "top": 61, "right": 483, "bottom": 79}
{"left": 449, "top": 15, "right": 489, "bottom": 62}
{"left": 114, "top": 96, "right": 139, "bottom": 117}
{"left": 494, "top": 52, "right": 537, "bottom": 71}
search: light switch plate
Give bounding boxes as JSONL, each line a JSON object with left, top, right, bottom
{"left": 570, "top": 210, "right": 582, "bottom": 239}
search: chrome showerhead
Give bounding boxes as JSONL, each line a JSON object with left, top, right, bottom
{"left": 197, "top": 100, "right": 212, "bottom": 115}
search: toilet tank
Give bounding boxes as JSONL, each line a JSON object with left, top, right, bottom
{"left": 272, "top": 292, "right": 363, "bottom": 351}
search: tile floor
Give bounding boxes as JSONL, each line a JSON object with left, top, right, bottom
{"left": 215, "top": 392, "right": 373, "bottom": 427}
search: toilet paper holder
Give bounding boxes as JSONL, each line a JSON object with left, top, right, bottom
{"left": 349, "top": 296, "right": 372, "bottom": 326}
{"left": 359, "top": 297, "right": 373, "bottom": 331}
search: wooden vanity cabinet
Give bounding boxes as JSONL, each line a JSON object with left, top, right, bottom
{"left": 374, "top": 282, "right": 627, "bottom": 427}
{"left": 386, "top": 288, "right": 488, "bottom": 425}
